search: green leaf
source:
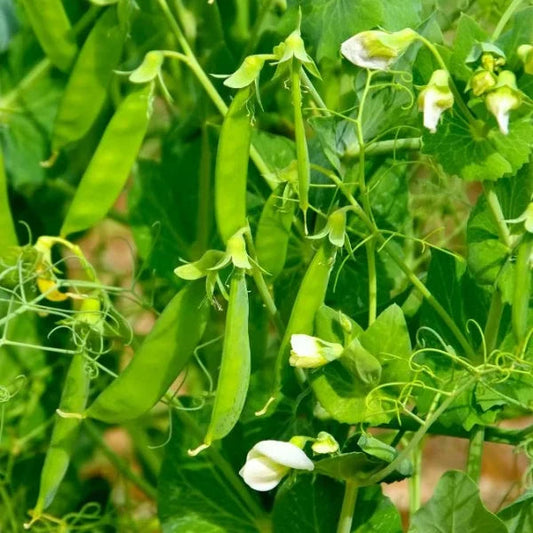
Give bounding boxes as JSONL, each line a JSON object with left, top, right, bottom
{"left": 158, "top": 414, "right": 261, "bottom": 533}
{"left": 352, "top": 486, "right": 403, "bottom": 533}
{"left": 409, "top": 471, "right": 507, "bottom": 533}
{"left": 467, "top": 165, "right": 533, "bottom": 299}
{"left": 422, "top": 114, "right": 533, "bottom": 182}
{"left": 496, "top": 7, "right": 533, "bottom": 70}
{"left": 449, "top": 15, "right": 488, "bottom": 82}
{"left": 358, "top": 304, "right": 412, "bottom": 383}
{"left": 315, "top": 448, "right": 411, "bottom": 485}
{"left": 498, "top": 490, "right": 533, "bottom": 533}
{"left": 272, "top": 476, "right": 343, "bottom": 533}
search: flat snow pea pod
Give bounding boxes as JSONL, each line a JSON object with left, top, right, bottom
{"left": 85, "top": 281, "right": 208, "bottom": 423}
{"left": 60, "top": 83, "right": 153, "bottom": 237}
{"left": 215, "top": 85, "right": 252, "bottom": 243}
{"left": 31, "top": 351, "right": 90, "bottom": 518}
{"left": 273, "top": 242, "right": 337, "bottom": 394}
{"left": 0, "top": 147, "right": 17, "bottom": 249}
{"left": 20, "top": 0, "right": 78, "bottom": 72}
{"left": 291, "top": 62, "right": 310, "bottom": 224}
{"left": 255, "top": 185, "right": 294, "bottom": 279}
{"left": 192, "top": 269, "right": 250, "bottom": 454}
{"left": 50, "top": 7, "right": 125, "bottom": 153}
{"left": 512, "top": 234, "right": 533, "bottom": 347}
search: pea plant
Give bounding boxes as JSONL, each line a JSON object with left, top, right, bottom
{"left": 1, "top": 0, "right": 533, "bottom": 531}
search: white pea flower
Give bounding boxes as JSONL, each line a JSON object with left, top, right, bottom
{"left": 417, "top": 70, "right": 454, "bottom": 133}
{"left": 289, "top": 334, "right": 344, "bottom": 368}
{"left": 239, "top": 440, "right": 314, "bottom": 491}
{"left": 341, "top": 28, "right": 417, "bottom": 71}
{"left": 485, "top": 71, "right": 522, "bottom": 135}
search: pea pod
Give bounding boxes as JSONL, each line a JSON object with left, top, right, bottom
{"left": 50, "top": 7, "right": 125, "bottom": 153}
{"left": 20, "top": 0, "right": 78, "bottom": 72}
{"left": 512, "top": 234, "right": 533, "bottom": 347}
{"left": 273, "top": 242, "right": 337, "bottom": 394}
{"left": 32, "top": 351, "right": 90, "bottom": 518}
{"left": 193, "top": 269, "right": 250, "bottom": 453}
{"left": 255, "top": 185, "right": 294, "bottom": 279}
{"left": 215, "top": 86, "right": 252, "bottom": 243}
{"left": 291, "top": 61, "right": 310, "bottom": 223}
{"left": 0, "top": 147, "right": 17, "bottom": 249}
{"left": 60, "top": 83, "right": 153, "bottom": 237}
{"left": 85, "top": 281, "right": 208, "bottom": 423}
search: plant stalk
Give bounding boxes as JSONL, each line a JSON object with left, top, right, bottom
{"left": 336, "top": 481, "right": 359, "bottom": 533}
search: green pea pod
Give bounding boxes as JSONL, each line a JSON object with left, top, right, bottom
{"left": 512, "top": 234, "right": 533, "bottom": 347}
{"left": 215, "top": 86, "right": 252, "bottom": 243}
{"left": 273, "top": 243, "right": 337, "bottom": 394}
{"left": 32, "top": 351, "right": 90, "bottom": 517}
{"left": 197, "top": 269, "right": 250, "bottom": 451}
{"left": 0, "top": 147, "right": 17, "bottom": 249}
{"left": 291, "top": 61, "right": 310, "bottom": 222}
{"left": 20, "top": 0, "right": 78, "bottom": 72}
{"left": 86, "top": 281, "right": 208, "bottom": 423}
{"left": 255, "top": 185, "right": 294, "bottom": 279}
{"left": 60, "top": 83, "right": 153, "bottom": 237}
{"left": 50, "top": 7, "right": 125, "bottom": 153}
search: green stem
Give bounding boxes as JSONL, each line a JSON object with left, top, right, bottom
{"left": 491, "top": 0, "right": 525, "bottom": 40}
{"left": 344, "top": 137, "right": 421, "bottom": 160}
{"left": 483, "top": 182, "right": 512, "bottom": 249}
{"left": 408, "top": 441, "right": 422, "bottom": 516}
{"left": 466, "top": 425, "right": 484, "bottom": 483}
{"left": 356, "top": 71, "right": 377, "bottom": 325}
{"left": 336, "top": 481, "right": 359, "bottom": 533}
{"left": 326, "top": 172, "right": 476, "bottom": 360}
{"left": 244, "top": 229, "right": 285, "bottom": 336}
{"left": 366, "top": 377, "right": 476, "bottom": 485}
{"left": 84, "top": 421, "right": 157, "bottom": 500}
{"left": 0, "top": 483, "right": 18, "bottom": 532}
{"left": 483, "top": 289, "right": 503, "bottom": 356}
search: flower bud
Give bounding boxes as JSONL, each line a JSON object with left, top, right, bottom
{"left": 468, "top": 69, "right": 496, "bottom": 96}
{"left": 518, "top": 44, "right": 533, "bottom": 75}
{"left": 485, "top": 70, "right": 522, "bottom": 135}
{"left": 129, "top": 51, "right": 164, "bottom": 83}
{"left": 312, "top": 432, "right": 339, "bottom": 454}
{"left": 341, "top": 28, "right": 417, "bottom": 70}
{"left": 417, "top": 70, "right": 454, "bottom": 133}
{"left": 308, "top": 208, "right": 348, "bottom": 248}
{"left": 289, "top": 334, "right": 344, "bottom": 368}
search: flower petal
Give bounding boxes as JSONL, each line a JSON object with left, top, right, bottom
{"left": 239, "top": 456, "right": 288, "bottom": 491}
{"left": 252, "top": 440, "right": 315, "bottom": 471}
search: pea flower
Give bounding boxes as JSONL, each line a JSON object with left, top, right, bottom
{"left": 417, "top": 70, "right": 454, "bottom": 133}
{"left": 311, "top": 431, "right": 339, "bottom": 454}
{"left": 468, "top": 68, "right": 496, "bottom": 96}
{"left": 518, "top": 44, "right": 533, "bottom": 75}
{"left": 289, "top": 334, "right": 344, "bottom": 368}
{"left": 308, "top": 208, "right": 348, "bottom": 248}
{"left": 341, "top": 28, "right": 417, "bottom": 71}
{"left": 272, "top": 28, "right": 320, "bottom": 78}
{"left": 129, "top": 51, "right": 164, "bottom": 83}
{"left": 239, "top": 439, "right": 314, "bottom": 491}
{"left": 485, "top": 70, "right": 522, "bottom": 135}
